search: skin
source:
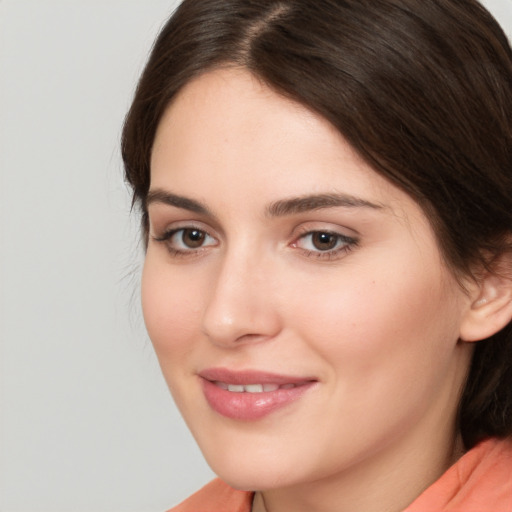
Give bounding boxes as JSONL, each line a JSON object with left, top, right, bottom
{"left": 143, "top": 68, "right": 477, "bottom": 512}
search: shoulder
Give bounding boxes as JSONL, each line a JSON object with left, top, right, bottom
{"left": 167, "top": 478, "right": 253, "bottom": 512}
{"left": 406, "top": 437, "right": 512, "bottom": 511}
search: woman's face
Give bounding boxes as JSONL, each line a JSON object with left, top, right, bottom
{"left": 143, "top": 68, "right": 474, "bottom": 493}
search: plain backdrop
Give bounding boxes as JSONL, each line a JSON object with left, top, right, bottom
{"left": 0, "top": 1, "right": 511, "bottom": 511}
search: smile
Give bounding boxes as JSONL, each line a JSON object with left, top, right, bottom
{"left": 199, "top": 368, "right": 317, "bottom": 420}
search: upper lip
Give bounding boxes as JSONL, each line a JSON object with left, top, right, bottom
{"left": 199, "top": 367, "right": 317, "bottom": 385}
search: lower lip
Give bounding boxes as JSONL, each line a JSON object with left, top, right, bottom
{"left": 201, "top": 379, "right": 315, "bottom": 420}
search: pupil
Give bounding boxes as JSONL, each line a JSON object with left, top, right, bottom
{"left": 183, "top": 229, "right": 205, "bottom": 248}
{"left": 312, "top": 232, "right": 337, "bottom": 251}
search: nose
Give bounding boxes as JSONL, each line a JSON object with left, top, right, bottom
{"left": 201, "top": 249, "right": 281, "bottom": 348}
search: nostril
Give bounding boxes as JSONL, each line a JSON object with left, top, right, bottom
{"left": 234, "top": 333, "right": 267, "bottom": 343}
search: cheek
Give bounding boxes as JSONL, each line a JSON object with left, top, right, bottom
{"left": 285, "top": 260, "right": 461, "bottom": 384}
{"left": 141, "top": 255, "right": 204, "bottom": 364}
{"left": 278, "top": 262, "right": 466, "bottom": 456}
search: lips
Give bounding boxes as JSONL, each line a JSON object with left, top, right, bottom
{"left": 199, "top": 368, "right": 317, "bottom": 420}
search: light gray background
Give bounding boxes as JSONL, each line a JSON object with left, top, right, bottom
{"left": 0, "top": 1, "right": 510, "bottom": 511}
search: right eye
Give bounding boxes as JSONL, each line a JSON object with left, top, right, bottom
{"left": 153, "top": 227, "right": 217, "bottom": 254}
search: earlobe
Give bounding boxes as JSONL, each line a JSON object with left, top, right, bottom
{"left": 460, "top": 270, "right": 512, "bottom": 342}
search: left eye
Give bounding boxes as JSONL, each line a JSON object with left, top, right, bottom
{"left": 295, "top": 231, "right": 354, "bottom": 252}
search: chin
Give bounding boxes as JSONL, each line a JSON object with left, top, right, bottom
{"left": 213, "top": 466, "right": 295, "bottom": 492}
{"left": 199, "top": 440, "right": 312, "bottom": 492}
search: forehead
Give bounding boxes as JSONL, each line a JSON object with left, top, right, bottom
{"left": 151, "top": 67, "right": 336, "bottom": 170}
{"left": 150, "top": 68, "right": 421, "bottom": 225}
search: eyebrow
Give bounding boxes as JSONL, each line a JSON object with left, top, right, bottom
{"left": 146, "top": 189, "right": 385, "bottom": 217}
{"left": 266, "top": 193, "right": 385, "bottom": 217}
{"left": 146, "top": 190, "right": 211, "bottom": 216}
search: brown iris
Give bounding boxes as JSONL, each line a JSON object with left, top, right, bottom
{"left": 311, "top": 232, "right": 338, "bottom": 251}
{"left": 181, "top": 229, "right": 206, "bottom": 248}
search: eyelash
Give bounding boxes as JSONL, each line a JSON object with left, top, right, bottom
{"left": 151, "top": 227, "right": 358, "bottom": 261}
{"left": 292, "top": 230, "right": 358, "bottom": 260}
{"left": 152, "top": 227, "right": 217, "bottom": 258}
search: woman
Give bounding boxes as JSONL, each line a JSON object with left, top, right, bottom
{"left": 122, "top": 0, "right": 512, "bottom": 510}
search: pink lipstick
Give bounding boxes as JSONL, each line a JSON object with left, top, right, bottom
{"left": 199, "top": 368, "right": 317, "bottom": 420}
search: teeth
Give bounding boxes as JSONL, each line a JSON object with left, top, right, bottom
{"left": 227, "top": 384, "right": 244, "bottom": 392}
{"left": 216, "top": 382, "right": 294, "bottom": 393}
{"left": 244, "top": 384, "right": 264, "bottom": 393}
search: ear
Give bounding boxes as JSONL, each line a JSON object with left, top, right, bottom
{"left": 459, "top": 257, "right": 512, "bottom": 342}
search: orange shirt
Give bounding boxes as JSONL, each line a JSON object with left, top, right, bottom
{"left": 168, "top": 437, "right": 512, "bottom": 512}
{"left": 168, "top": 479, "right": 251, "bottom": 512}
{"left": 406, "top": 437, "right": 512, "bottom": 511}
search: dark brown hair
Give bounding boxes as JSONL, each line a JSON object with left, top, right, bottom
{"left": 122, "top": 0, "right": 512, "bottom": 448}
